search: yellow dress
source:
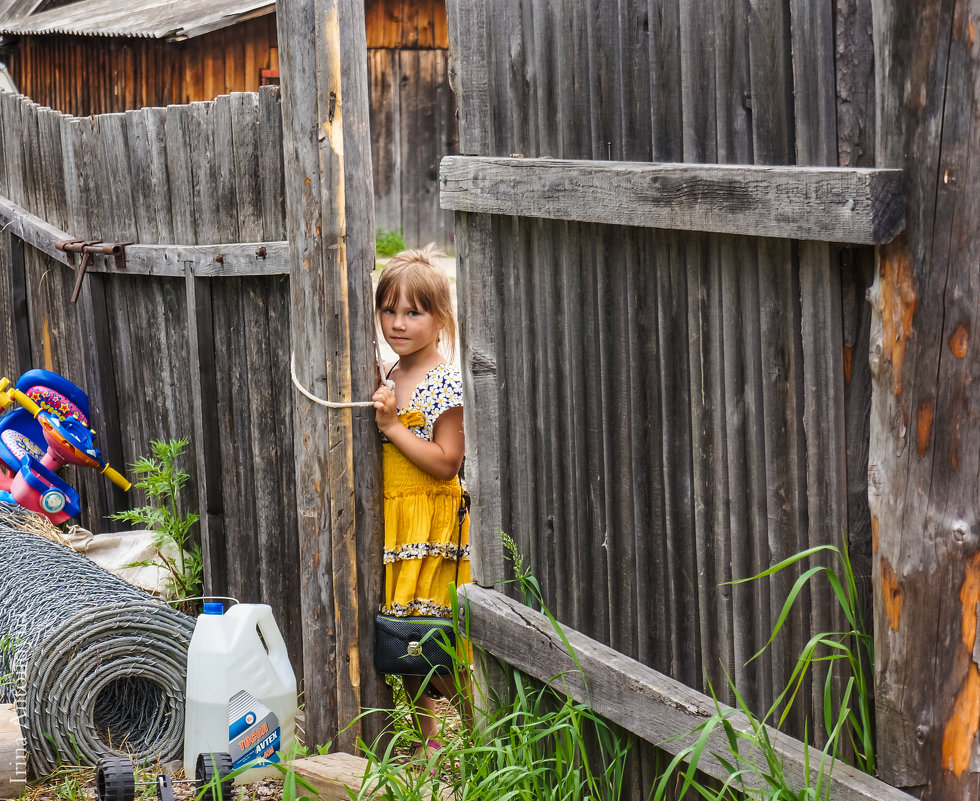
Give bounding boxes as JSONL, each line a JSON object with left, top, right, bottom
{"left": 382, "top": 363, "right": 470, "bottom": 617}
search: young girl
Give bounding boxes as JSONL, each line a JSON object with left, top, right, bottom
{"left": 372, "top": 244, "right": 470, "bottom": 755}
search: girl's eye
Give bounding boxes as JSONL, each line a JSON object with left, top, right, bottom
{"left": 382, "top": 308, "right": 394, "bottom": 315}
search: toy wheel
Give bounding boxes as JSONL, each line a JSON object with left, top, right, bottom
{"left": 195, "top": 752, "right": 234, "bottom": 801}
{"left": 96, "top": 755, "right": 135, "bottom": 801}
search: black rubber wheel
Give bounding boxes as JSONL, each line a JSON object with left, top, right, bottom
{"left": 95, "top": 755, "right": 135, "bottom": 801}
{"left": 195, "top": 752, "right": 234, "bottom": 801}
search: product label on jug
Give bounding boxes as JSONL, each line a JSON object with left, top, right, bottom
{"left": 228, "top": 690, "right": 282, "bottom": 768}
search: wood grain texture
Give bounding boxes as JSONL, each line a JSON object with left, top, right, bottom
{"left": 0, "top": 704, "right": 26, "bottom": 801}
{"left": 278, "top": 0, "right": 380, "bottom": 750}
{"left": 7, "top": 16, "right": 279, "bottom": 116}
{"left": 869, "top": 1, "right": 980, "bottom": 796}
{"left": 0, "top": 193, "right": 289, "bottom": 274}
{"left": 440, "top": 156, "right": 904, "bottom": 244}
{"left": 444, "top": 3, "right": 885, "bottom": 792}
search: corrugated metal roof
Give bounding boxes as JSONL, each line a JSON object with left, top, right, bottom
{"left": 0, "top": 0, "right": 275, "bottom": 40}
{"left": 0, "top": 0, "right": 41, "bottom": 21}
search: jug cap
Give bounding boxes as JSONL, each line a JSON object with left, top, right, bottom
{"left": 202, "top": 602, "right": 224, "bottom": 615}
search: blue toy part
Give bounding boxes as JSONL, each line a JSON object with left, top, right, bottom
{"left": 17, "top": 456, "right": 81, "bottom": 519}
{"left": 0, "top": 408, "right": 46, "bottom": 473}
{"left": 39, "top": 411, "right": 100, "bottom": 461}
{"left": 14, "top": 368, "right": 91, "bottom": 422}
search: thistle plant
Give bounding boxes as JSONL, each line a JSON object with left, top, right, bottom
{"left": 110, "top": 438, "right": 203, "bottom": 612}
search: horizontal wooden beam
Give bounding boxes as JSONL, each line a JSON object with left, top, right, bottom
{"left": 440, "top": 156, "right": 905, "bottom": 245}
{"left": 89, "top": 241, "right": 289, "bottom": 277}
{"left": 459, "top": 585, "right": 913, "bottom": 801}
{"left": 0, "top": 195, "right": 73, "bottom": 266}
{"left": 0, "top": 194, "right": 288, "bottom": 277}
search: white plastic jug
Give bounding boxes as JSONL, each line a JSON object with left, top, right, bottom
{"left": 183, "top": 602, "right": 298, "bottom": 783}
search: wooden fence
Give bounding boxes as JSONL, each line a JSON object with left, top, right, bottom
{"left": 368, "top": 48, "right": 457, "bottom": 249}
{"left": 0, "top": 87, "right": 304, "bottom": 676}
{"left": 444, "top": 0, "right": 902, "bottom": 797}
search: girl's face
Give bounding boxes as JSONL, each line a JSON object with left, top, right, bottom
{"left": 379, "top": 290, "right": 441, "bottom": 359}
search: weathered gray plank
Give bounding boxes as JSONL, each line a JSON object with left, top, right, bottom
{"left": 791, "top": 0, "right": 850, "bottom": 744}
{"left": 460, "top": 585, "right": 915, "bottom": 801}
{"left": 440, "top": 156, "right": 904, "bottom": 244}
{"left": 278, "top": 0, "right": 379, "bottom": 751}
{"left": 0, "top": 193, "right": 289, "bottom": 274}
{"left": 455, "top": 212, "right": 503, "bottom": 586}
{"left": 63, "top": 115, "right": 127, "bottom": 529}
{"left": 258, "top": 85, "right": 286, "bottom": 242}
{"left": 745, "top": 0, "right": 811, "bottom": 738}
{"left": 446, "top": 0, "right": 490, "bottom": 156}
{"left": 338, "top": 0, "right": 388, "bottom": 750}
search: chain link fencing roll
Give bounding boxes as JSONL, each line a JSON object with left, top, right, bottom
{"left": 0, "top": 507, "right": 195, "bottom": 776}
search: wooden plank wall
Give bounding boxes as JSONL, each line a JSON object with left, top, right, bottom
{"left": 368, "top": 48, "right": 457, "bottom": 250}
{"left": 6, "top": 1, "right": 457, "bottom": 251}
{"left": 449, "top": 0, "right": 878, "bottom": 783}
{"left": 0, "top": 87, "right": 303, "bottom": 677}
{"left": 5, "top": 15, "right": 279, "bottom": 117}
{"left": 367, "top": 0, "right": 456, "bottom": 250}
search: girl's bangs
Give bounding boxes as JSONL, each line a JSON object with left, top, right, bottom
{"left": 377, "top": 265, "right": 438, "bottom": 312}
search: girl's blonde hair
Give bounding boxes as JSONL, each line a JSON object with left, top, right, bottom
{"left": 375, "top": 243, "right": 457, "bottom": 360}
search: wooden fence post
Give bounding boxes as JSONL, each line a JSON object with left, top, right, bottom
{"left": 277, "top": 0, "right": 383, "bottom": 750}
{"left": 870, "top": 2, "right": 980, "bottom": 798}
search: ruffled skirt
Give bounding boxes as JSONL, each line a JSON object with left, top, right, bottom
{"left": 382, "top": 442, "right": 470, "bottom": 617}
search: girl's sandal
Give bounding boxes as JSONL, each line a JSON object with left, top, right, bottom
{"left": 409, "top": 739, "right": 442, "bottom": 777}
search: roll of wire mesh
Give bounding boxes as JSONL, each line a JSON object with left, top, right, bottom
{"left": 0, "top": 505, "right": 195, "bottom": 776}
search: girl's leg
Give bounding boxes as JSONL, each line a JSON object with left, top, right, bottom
{"left": 430, "top": 673, "right": 473, "bottom": 729}
{"left": 402, "top": 676, "right": 441, "bottom": 744}
{"left": 403, "top": 673, "right": 471, "bottom": 754}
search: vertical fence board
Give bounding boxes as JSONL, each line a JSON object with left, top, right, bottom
{"left": 791, "top": 0, "right": 849, "bottom": 741}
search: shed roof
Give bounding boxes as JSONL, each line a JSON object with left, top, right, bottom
{"left": 0, "top": 0, "right": 275, "bottom": 40}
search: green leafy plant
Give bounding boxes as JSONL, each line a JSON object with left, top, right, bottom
{"left": 110, "top": 438, "right": 202, "bottom": 613}
{"left": 376, "top": 227, "right": 406, "bottom": 258}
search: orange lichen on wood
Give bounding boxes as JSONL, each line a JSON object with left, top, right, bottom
{"left": 941, "top": 553, "right": 980, "bottom": 776}
{"left": 879, "top": 240, "right": 918, "bottom": 396}
{"left": 944, "top": 675, "right": 980, "bottom": 776}
{"left": 880, "top": 556, "right": 904, "bottom": 630}
{"left": 843, "top": 344, "right": 853, "bottom": 384}
{"left": 872, "top": 514, "right": 879, "bottom": 553}
{"left": 917, "top": 400, "right": 934, "bottom": 455}
{"left": 950, "top": 324, "right": 969, "bottom": 358}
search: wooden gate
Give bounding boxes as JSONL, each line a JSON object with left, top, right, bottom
{"left": 443, "top": 0, "right": 909, "bottom": 797}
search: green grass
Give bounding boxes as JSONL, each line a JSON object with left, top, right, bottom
{"left": 287, "top": 533, "right": 875, "bottom": 801}
{"left": 729, "top": 534, "right": 875, "bottom": 775}
{"left": 376, "top": 228, "right": 406, "bottom": 258}
{"left": 648, "top": 533, "right": 876, "bottom": 801}
{"left": 351, "top": 535, "right": 631, "bottom": 800}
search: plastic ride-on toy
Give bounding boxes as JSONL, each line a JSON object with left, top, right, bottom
{"left": 0, "top": 369, "right": 131, "bottom": 523}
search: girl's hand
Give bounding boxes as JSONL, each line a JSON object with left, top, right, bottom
{"left": 373, "top": 384, "right": 398, "bottom": 433}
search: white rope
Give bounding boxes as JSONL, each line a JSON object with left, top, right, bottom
{"left": 290, "top": 350, "right": 392, "bottom": 409}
